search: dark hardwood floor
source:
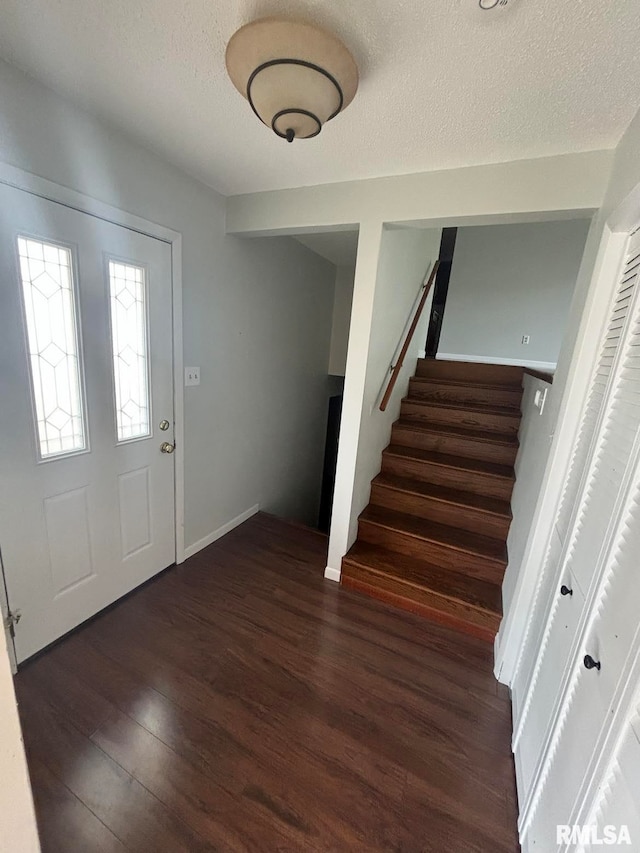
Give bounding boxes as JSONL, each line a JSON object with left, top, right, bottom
{"left": 15, "top": 512, "right": 519, "bottom": 852}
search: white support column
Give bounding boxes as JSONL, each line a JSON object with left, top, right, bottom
{"left": 325, "top": 219, "right": 383, "bottom": 580}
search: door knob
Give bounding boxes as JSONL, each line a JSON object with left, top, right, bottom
{"left": 583, "top": 654, "right": 601, "bottom": 671}
{"left": 160, "top": 441, "right": 175, "bottom": 454}
{"left": 560, "top": 585, "right": 573, "bottom": 597}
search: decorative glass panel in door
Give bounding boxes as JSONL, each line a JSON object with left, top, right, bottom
{"left": 108, "top": 259, "right": 151, "bottom": 442}
{"left": 17, "top": 236, "right": 87, "bottom": 458}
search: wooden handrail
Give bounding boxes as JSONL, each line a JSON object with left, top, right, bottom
{"left": 379, "top": 260, "right": 440, "bottom": 412}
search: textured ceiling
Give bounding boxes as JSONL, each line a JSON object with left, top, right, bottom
{"left": 1, "top": 0, "right": 639, "bottom": 196}
{"left": 295, "top": 231, "right": 359, "bottom": 267}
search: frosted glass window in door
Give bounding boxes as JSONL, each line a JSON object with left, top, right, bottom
{"left": 108, "top": 260, "right": 151, "bottom": 442}
{"left": 17, "top": 236, "right": 87, "bottom": 459}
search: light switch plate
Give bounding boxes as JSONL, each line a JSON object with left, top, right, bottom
{"left": 185, "top": 366, "right": 200, "bottom": 386}
{"left": 534, "top": 387, "right": 548, "bottom": 414}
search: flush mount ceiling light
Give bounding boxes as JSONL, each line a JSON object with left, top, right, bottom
{"left": 225, "top": 18, "right": 359, "bottom": 143}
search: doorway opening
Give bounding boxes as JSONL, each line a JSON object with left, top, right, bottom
{"left": 238, "top": 228, "right": 358, "bottom": 543}
{"left": 425, "top": 227, "right": 458, "bottom": 357}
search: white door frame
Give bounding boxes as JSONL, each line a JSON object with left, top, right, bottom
{"left": 0, "top": 163, "right": 186, "bottom": 582}
{"left": 0, "top": 550, "right": 18, "bottom": 672}
{"left": 495, "top": 178, "right": 640, "bottom": 688}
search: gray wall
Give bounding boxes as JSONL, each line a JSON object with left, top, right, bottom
{"left": 328, "top": 264, "right": 355, "bottom": 376}
{"left": 0, "top": 59, "right": 335, "bottom": 540}
{"left": 438, "top": 219, "right": 591, "bottom": 368}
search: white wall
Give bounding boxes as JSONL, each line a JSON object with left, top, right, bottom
{"left": 328, "top": 264, "right": 355, "bottom": 376}
{"left": 438, "top": 220, "right": 591, "bottom": 369}
{"left": 0, "top": 59, "right": 335, "bottom": 543}
{"left": 602, "top": 104, "right": 640, "bottom": 221}
{"left": 326, "top": 226, "right": 440, "bottom": 574}
{"left": 0, "top": 630, "right": 39, "bottom": 852}
{"left": 227, "top": 151, "right": 611, "bottom": 235}
{"left": 349, "top": 228, "right": 441, "bottom": 543}
{"left": 502, "top": 374, "right": 554, "bottom": 614}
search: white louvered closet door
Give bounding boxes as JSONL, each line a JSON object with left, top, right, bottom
{"left": 553, "top": 242, "right": 638, "bottom": 548}
{"left": 519, "top": 230, "right": 640, "bottom": 849}
{"left": 565, "top": 236, "right": 640, "bottom": 597}
{"left": 578, "top": 705, "right": 640, "bottom": 853}
{"left": 526, "top": 469, "right": 640, "bottom": 850}
{"left": 512, "top": 231, "right": 640, "bottom": 802}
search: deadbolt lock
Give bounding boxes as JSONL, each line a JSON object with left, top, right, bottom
{"left": 159, "top": 419, "right": 170, "bottom": 431}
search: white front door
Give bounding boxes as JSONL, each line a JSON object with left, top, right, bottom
{"left": 0, "top": 184, "right": 175, "bottom": 663}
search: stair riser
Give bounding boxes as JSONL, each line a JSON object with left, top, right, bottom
{"left": 370, "top": 483, "right": 511, "bottom": 539}
{"left": 341, "top": 564, "right": 500, "bottom": 641}
{"left": 408, "top": 379, "right": 523, "bottom": 409}
{"left": 415, "top": 359, "right": 525, "bottom": 386}
{"left": 401, "top": 401, "right": 520, "bottom": 435}
{"left": 382, "top": 454, "right": 514, "bottom": 500}
{"left": 391, "top": 425, "right": 518, "bottom": 465}
{"left": 358, "top": 520, "right": 505, "bottom": 584}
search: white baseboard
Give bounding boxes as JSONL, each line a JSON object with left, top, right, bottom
{"left": 437, "top": 352, "right": 556, "bottom": 372}
{"left": 418, "top": 348, "right": 426, "bottom": 358}
{"left": 183, "top": 504, "right": 260, "bottom": 560}
{"left": 494, "top": 626, "right": 506, "bottom": 683}
{"left": 324, "top": 566, "right": 341, "bottom": 582}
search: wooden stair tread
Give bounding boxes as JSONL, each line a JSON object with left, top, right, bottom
{"left": 385, "top": 444, "right": 515, "bottom": 480}
{"left": 396, "top": 419, "right": 519, "bottom": 448}
{"left": 343, "top": 542, "right": 502, "bottom": 615}
{"left": 410, "top": 376, "right": 523, "bottom": 392}
{"left": 373, "top": 473, "right": 512, "bottom": 518}
{"left": 416, "top": 358, "right": 524, "bottom": 380}
{"left": 404, "top": 397, "right": 521, "bottom": 416}
{"left": 360, "top": 505, "right": 508, "bottom": 564}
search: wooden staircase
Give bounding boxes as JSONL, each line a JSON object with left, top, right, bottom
{"left": 341, "top": 358, "right": 524, "bottom": 642}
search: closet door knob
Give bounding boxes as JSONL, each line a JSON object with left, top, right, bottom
{"left": 583, "top": 654, "right": 601, "bottom": 671}
{"left": 560, "top": 585, "right": 573, "bottom": 597}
